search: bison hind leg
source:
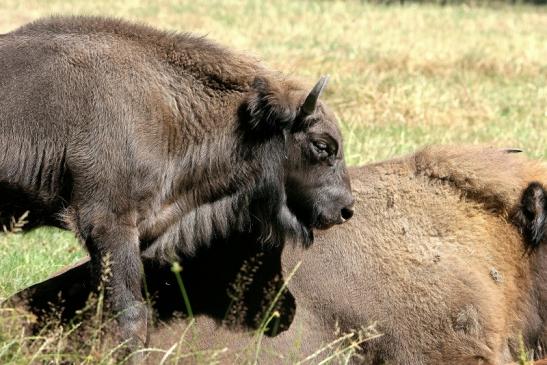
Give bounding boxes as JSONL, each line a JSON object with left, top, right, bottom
{"left": 514, "top": 182, "right": 547, "bottom": 251}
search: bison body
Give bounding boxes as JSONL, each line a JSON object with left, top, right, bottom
{"left": 0, "top": 16, "right": 353, "bottom": 349}
{"left": 278, "top": 146, "right": 547, "bottom": 364}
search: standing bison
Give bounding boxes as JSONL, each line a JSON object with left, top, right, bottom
{"left": 0, "top": 16, "right": 354, "bottom": 349}
{"left": 9, "top": 146, "right": 547, "bottom": 364}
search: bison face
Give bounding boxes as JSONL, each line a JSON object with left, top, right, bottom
{"left": 244, "top": 75, "right": 354, "bottom": 245}
{"left": 283, "top": 77, "right": 354, "bottom": 236}
{"left": 284, "top": 104, "right": 354, "bottom": 234}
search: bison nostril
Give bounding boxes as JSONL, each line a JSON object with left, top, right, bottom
{"left": 341, "top": 206, "right": 354, "bottom": 221}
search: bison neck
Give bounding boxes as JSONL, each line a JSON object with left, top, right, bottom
{"left": 140, "top": 134, "right": 311, "bottom": 261}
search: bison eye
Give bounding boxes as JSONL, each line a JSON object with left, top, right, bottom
{"left": 313, "top": 140, "right": 328, "bottom": 151}
{"left": 311, "top": 140, "right": 330, "bottom": 160}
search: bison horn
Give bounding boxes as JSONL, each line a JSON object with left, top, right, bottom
{"left": 301, "top": 75, "right": 329, "bottom": 116}
{"left": 503, "top": 148, "right": 523, "bottom": 154}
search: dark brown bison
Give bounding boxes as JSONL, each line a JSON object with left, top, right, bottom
{"left": 0, "top": 16, "right": 354, "bottom": 350}
{"left": 9, "top": 146, "right": 546, "bottom": 364}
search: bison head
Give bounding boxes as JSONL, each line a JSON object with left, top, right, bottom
{"left": 245, "top": 76, "right": 354, "bottom": 246}
{"left": 141, "top": 75, "right": 354, "bottom": 260}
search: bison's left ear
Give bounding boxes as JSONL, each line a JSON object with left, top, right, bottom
{"left": 243, "top": 77, "right": 299, "bottom": 135}
{"left": 513, "top": 182, "right": 547, "bottom": 251}
{"left": 243, "top": 76, "right": 329, "bottom": 135}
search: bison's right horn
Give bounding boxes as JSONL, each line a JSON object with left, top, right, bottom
{"left": 301, "top": 75, "right": 329, "bottom": 116}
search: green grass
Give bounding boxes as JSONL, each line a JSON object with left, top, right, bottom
{"left": 0, "top": 0, "right": 545, "bottom": 362}
{"left": 0, "top": 228, "right": 82, "bottom": 300}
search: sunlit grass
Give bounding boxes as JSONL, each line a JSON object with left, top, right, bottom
{"left": 0, "top": 228, "right": 83, "bottom": 301}
{"left": 0, "top": 1, "right": 545, "bottom": 362}
{"left": 1, "top": 1, "right": 544, "bottom": 167}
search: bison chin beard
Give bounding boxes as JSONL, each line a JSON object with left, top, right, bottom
{"left": 246, "top": 187, "right": 314, "bottom": 249}
{"left": 275, "top": 204, "right": 314, "bottom": 248}
{"left": 141, "top": 183, "right": 315, "bottom": 263}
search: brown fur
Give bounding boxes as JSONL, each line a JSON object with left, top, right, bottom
{"left": 0, "top": 16, "right": 354, "bottom": 350}
{"left": 276, "top": 145, "right": 546, "bottom": 364}
{"left": 8, "top": 146, "right": 546, "bottom": 364}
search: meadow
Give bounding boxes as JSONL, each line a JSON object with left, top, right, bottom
{"left": 0, "top": 0, "right": 546, "bottom": 363}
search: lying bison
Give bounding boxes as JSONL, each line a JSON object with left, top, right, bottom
{"left": 0, "top": 16, "right": 354, "bottom": 349}
{"left": 9, "top": 146, "right": 547, "bottom": 364}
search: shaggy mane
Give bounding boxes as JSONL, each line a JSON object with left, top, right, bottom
{"left": 13, "top": 15, "right": 265, "bottom": 93}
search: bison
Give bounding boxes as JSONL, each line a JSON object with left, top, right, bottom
{"left": 0, "top": 16, "right": 354, "bottom": 350}
{"left": 8, "top": 145, "right": 547, "bottom": 364}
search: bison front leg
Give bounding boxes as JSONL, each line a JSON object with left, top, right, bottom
{"left": 83, "top": 215, "right": 148, "bottom": 358}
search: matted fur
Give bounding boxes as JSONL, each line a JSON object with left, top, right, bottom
{"left": 278, "top": 145, "right": 547, "bottom": 364}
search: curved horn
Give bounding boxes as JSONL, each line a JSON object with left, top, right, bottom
{"left": 301, "top": 75, "right": 329, "bottom": 116}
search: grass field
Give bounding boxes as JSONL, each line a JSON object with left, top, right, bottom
{"left": 0, "top": 0, "right": 546, "bottom": 362}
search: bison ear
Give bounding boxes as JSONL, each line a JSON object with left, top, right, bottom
{"left": 513, "top": 182, "right": 547, "bottom": 251}
{"left": 243, "top": 77, "right": 298, "bottom": 135}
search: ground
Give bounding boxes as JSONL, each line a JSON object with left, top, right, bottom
{"left": 0, "top": 0, "right": 545, "bottom": 362}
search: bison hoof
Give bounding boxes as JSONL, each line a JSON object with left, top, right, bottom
{"left": 117, "top": 301, "right": 149, "bottom": 362}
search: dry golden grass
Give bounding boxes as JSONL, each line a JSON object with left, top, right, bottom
{"left": 1, "top": 0, "right": 546, "bottom": 165}
{"left": 1, "top": 0, "right": 545, "bottom": 166}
